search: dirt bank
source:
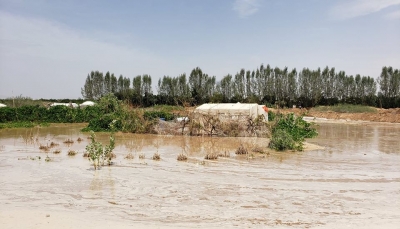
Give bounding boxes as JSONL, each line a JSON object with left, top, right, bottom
{"left": 271, "top": 108, "right": 400, "bottom": 123}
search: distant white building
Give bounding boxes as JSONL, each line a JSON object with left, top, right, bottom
{"left": 0, "top": 103, "right": 7, "bottom": 108}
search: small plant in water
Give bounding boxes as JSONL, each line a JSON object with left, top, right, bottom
{"left": 49, "top": 142, "right": 59, "bottom": 148}
{"left": 85, "top": 131, "right": 115, "bottom": 170}
{"left": 53, "top": 149, "right": 61, "bottom": 154}
{"left": 45, "top": 155, "right": 51, "bottom": 162}
{"left": 177, "top": 153, "right": 187, "bottom": 161}
{"left": 152, "top": 153, "right": 161, "bottom": 160}
{"left": 235, "top": 144, "right": 248, "bottom": 155}
{"left": 77, "top": 137, "right": 83, "bottom": 142}
{"left": 83, "top": 152, "right": 89, "bottom": 157}
{"left": 252, "top": 147, "right": 265, "bottom": 154}
{"left": 124, "top": 153, "right": 134, "bottom": 159}
{"left": 39, "top": 145, "right": 50, "bottom": 151}
{"left": 67, "top": 150, "right": 77, "bottom": 156}
{"left": 63, "top": 139, "right": 74, "bottom": 144}
{"left": 204, "top": 152, "right": 218, "bottom": 160}
{"left": 217, "top": 151, "right": 230, "bottom": 158}
{"left": 139, "top": 153, "right": 145, "bottom": 159}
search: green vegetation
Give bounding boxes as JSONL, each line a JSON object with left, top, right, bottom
{"left": 80, "top": 66, "right": 399, "bottom": 108}
{"left": 0, "top": 104, "right": 102, "bottom": 123}
{"left": 0, "top": 93, "right": 176, "bottom": 133}
{"left": 149, "top": 105, "right": 184, "bottom": 113}
{"left": 85, "top": 131, "right": 116, "bottom": 170}
{"left": 268, "top": 113, "right": 318, "bottom": 151}
{"left": 314, "top": 104, "right": 377, "bottom": 113}
{"left": 82, "top": 94, "right": 160, "bottom": 133}
{"left": 0, "top": 121, "right": 49, "bottom": 129}
{"left": 0, "top": 95, "right": 43, "bottom": 107}
{"left": 143, "top": 111, "right": 175, "bottom": 121}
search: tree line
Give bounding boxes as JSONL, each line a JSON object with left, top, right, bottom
{"left": 81, "top": 65, "right": 400, "bottom": 108}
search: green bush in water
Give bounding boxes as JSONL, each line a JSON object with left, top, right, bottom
{"left": 143, "top": 111, "right": 175, "bottom": 121}
{"left": 268, "top": 129, "right": 297, "bottom": 151}
{"left": 268, "top": 113, "right": 317, "bottom": 151}
{"left": 82, "top": 94, "right": 156, "bottom": 133}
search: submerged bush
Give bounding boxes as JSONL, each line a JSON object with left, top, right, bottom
{"left": 268, "top": 113, "right": 317, "bottom": 151}
{"left": 85, "top": 131, "right": 116, "bottom": 170}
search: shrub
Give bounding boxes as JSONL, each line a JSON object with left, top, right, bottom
{"left": 268, "top": 113, "right": 317, "bottom": 151}
{"left": 268, "top": 129, "right": 297, "bottom": 151}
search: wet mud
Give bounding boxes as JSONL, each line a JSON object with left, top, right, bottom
{"left": 0, "top": 122, "right": 399, "bottom": 228}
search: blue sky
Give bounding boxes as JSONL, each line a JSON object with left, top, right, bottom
{"left": 0, "top": 0, "right": 399, "bottom": 99}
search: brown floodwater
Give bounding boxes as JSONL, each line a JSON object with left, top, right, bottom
{"left": 0, "top": 122, "right": 399, "bottom": 228}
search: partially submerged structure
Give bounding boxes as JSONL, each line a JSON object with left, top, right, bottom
{"left": 194, "top": 103, "right": 268, "bottom": 122}
{"left": 192, "top": 103, "right": 269, "bottom": 136}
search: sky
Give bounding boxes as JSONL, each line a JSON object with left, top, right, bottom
{"left": 0, "top": 0, "right": 399, "bottom": 99}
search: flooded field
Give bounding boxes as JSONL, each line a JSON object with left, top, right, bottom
{"left": 0, "top": 122, "right": 399, "bottom": 228}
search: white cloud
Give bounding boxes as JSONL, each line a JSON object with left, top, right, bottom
{"left": 385, "top": 9, "right": 400, "bottom": 19}
{"left": 0, "top": 11, "right": 166, "bottom": 99}
{"left": 233, "top": 0, "right": 260, "bottom": 18}
{"left": 330, "top": 0, "right": 400, "bottom": 20}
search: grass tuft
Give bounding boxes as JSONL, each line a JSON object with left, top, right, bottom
{"left": 204, "top": 152, "right": 218, "bottom": 160}
{"left": 39, "top": 145, "right": 50, "bottom": 151}
{"left": 152, "top": 153, "right": 161, "bottom": 160}
{"left": 235, "top": 144, "right": 248, "bottom": 155}
{"left": 63, "top": 139, "right": 74, "bottom": 144}
{"left": 49, "top": 142, "right": 59, "bottom": 148}
{"left": 67, "top": 150, "right": 77, "bottom": 156}
{"left": 177, "top": 153, "right": 187, "bottom": 161}
{"left": 53, "top": 149, "right": 61, "bottom": 154}
{"left": 217, "top": 151, "right": 230, "bottom": 157}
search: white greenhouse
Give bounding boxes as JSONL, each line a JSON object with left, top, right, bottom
{"left": 50, "top": 102, "right": 79, "bottom": 108}
{"left": 80, "top": 101, "right": 95, "bottom": 108}
{"left": 194, "top": 103, "right": 268, "bottom": 122}
{"left": 192, "top": 103, "right": 269, "bottom": 136}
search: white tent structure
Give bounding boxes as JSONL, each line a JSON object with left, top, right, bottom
{"left": 192, "top": 103, "right": 268, "bottom": 136}
{"left": 50, "top": 102, "right": 79, "bottom": 108}
{"left": 194, "top": 103, "right": 268, "bottom": 122}
{"left": 80, "top": 101, "right": 95, "bottom": 108}
{"left": 0, "top": 103, "right": 7, "bottom": 108}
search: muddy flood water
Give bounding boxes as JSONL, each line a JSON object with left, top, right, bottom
{"left": 0, "top": 122, "right": 399, "bottom": 228}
